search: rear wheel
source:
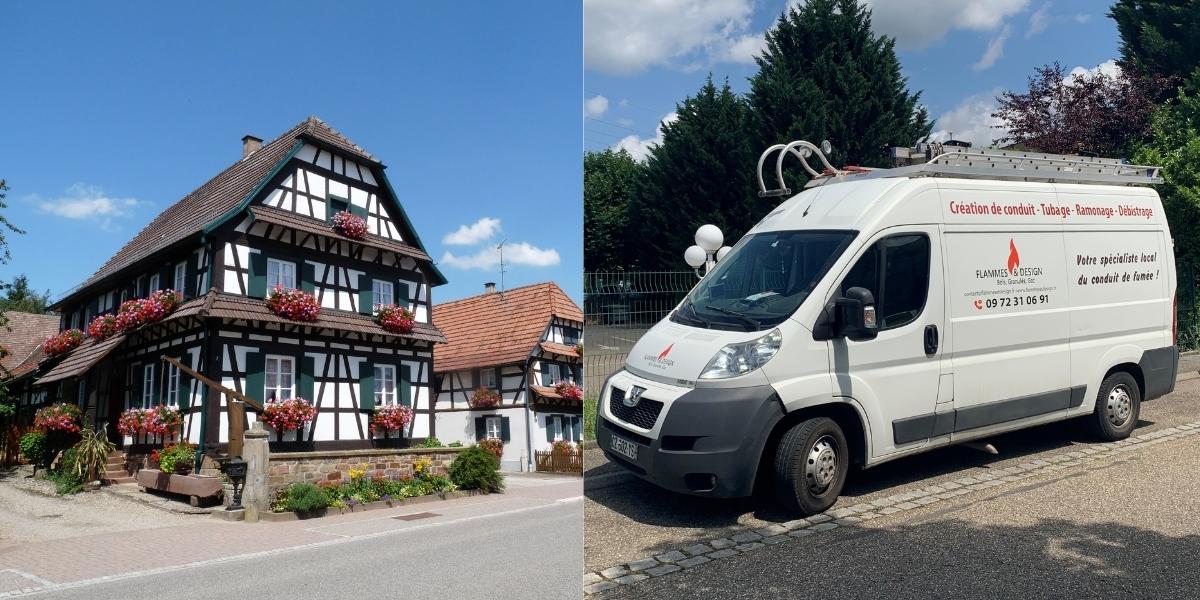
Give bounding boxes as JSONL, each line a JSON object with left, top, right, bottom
{"left": 1086, "top": 371, "right": 1141, "bottom": 441}
{"left": 773, "top": 417, "right": 849, "bottom": 516}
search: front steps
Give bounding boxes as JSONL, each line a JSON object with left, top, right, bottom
{"left": 102, "top": 450, "right": 136, "bottom": 485}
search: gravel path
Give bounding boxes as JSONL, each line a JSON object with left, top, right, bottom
{"left": 0, "top": 467, "right": 199, "bottom": 550}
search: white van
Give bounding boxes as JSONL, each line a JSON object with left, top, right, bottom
{"left": 596, "top": 142, "right": 1179, "bottom": 515}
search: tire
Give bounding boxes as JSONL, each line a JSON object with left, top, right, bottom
{"left": 1086, "top": 371, "right": 1141, "bottom": 441}
{"left": 773, "top": 417, "right": 849, "bottom": 516}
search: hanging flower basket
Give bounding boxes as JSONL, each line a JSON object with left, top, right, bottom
{"left": 117, "top": 408, "right": 149, "bottom": 436}
{"left": 260, "top": 397, "right": 317, "bottom": 432}
{"left": 468, "top": 387, "right": 501, "bottom": 409}
{"left": 555, "top": 382, "right": 583, "bottom": 402}
{"left": 266, "top": 286, "right": 321, "bottom": 322}
{"left": 42, "top": 329, "right": 85, "bottom": 357}
{"left": 331, "top": 210, "right": 368, "bottom": 240}
{"left": 144, "top": 405, "right": 184, "bottom": 437}
{"left": 376, "top": 304, "right": 415, "bottom": 334}
{"left": 33, "top": 403, "right": 82, "bottom": 434}
{"left": 369, "top": 404, "right": 414, "bottom": 435}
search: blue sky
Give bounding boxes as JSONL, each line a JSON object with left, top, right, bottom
{"left": 0, "top": 1, "right": 582, "bottom": 305}
{"left": 585, "top": 0, "right": 1121, "bottom": 158}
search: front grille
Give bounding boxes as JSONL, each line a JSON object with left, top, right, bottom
{"left": 608, "top": 386, "right": 664, "bottom": 430}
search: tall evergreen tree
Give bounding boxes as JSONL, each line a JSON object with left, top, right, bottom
{"left": 630, "top": 77, "right": 758, "bottom": 270}
{"left": 584, "top": 148, "right": 641, "bottom": 271}
{"left": 1133, "top": 76, "right": 1200, "bottom": 270}
{"left": 1110, "top": 0, "right": 1200, "bottom": 87}
{"left": 0, "top": 275, "right": 52, "bottom": 314}
{"left": 748, "top": 0, "right": 930, "bottom": 190}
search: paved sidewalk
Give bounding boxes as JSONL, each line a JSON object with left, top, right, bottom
{"left": 0, "top": 474, "right": 580, "bottom": 597}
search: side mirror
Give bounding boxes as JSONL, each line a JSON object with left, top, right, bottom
{"left": 835, "top": 287, "right": 878, "bottom": 341}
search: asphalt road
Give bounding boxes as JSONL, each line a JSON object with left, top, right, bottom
{"left": 24, "top": 497, "right": 581, "bottom": 600}
{"left": 585, "top": 374, "right": 1200, "bottom": 574}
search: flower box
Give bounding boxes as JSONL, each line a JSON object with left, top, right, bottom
{"left": 34, "top": 403, "right": 82, "bottom": 434}
{"left": 331, "top": 210, "right": 368, "bottom": 239}
{"left": 376, "top": 304, "right": 415, "bottom": 334}
{"left": 87, "top": 290, "right": 181, "bottom": 341}
{"left": 265, "top": 287, "right": 321, "bottom": 322}
{"left": 261, "top": 397, "right": 317, "bottom": 433}
{"left": 555, "top": 382, "right": 583, "bottom": 401}
{"left": 468, "top": 387, "right": 501, "bottom": 409}
{"left": 42, "top": 329, "right": 84, "bottom": 357}
{"left": 370, "top": 404, "right": 414, "bottom": 435}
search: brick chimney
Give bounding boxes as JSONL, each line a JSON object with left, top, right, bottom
{"left": 484, "top": 282, "right": 497, "bottom": 295}
{"left": 242, "top": 135, "right": 263, "bottom": 158}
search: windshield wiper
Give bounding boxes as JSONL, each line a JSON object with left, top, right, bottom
{"left": 681, "top": 301, "right": 710, "bottom": 327}
{"left": 704, "top": 304, "right": 761, "bottom": 329}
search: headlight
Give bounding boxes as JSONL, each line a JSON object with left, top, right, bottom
{"left": 699, "top": 329, "right": 782, "bottom": 379}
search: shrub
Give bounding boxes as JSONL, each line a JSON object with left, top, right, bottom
{"left": 478, "top": 438, "right": 504, "bottom": 460}
{"left": 282, "top": 483, "right": 330, "bottom": 513}
{"left": 449, "top": 446, "right": 504, "bottom": 493}
{"left": 48, "top": 448, "right": 84, "bottom": 494}
{"left": 19, "top": 431, "right": 47, "bottom": 465}
{"left": 421, "top": 437, "right": 443, "bottom": 448}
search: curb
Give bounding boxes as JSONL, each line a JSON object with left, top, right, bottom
{"left": 582, "top": 420, "right": 1200, "bottom": 595}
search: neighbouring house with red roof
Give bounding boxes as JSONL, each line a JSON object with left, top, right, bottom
{"left": 0, "top": 312, "right": 60, "bottom": 422}
{"left": 29, "top": 116, "right": 447, "bottom": 453}
{"left": 432, "top": 282, "right": 583, "bottom": 471}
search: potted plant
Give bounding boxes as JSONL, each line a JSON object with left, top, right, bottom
{"left": 265, "top": 286, "right": 321, "bottom": 322}
{"left": 369, "top": 404, "right": 414, "bottom": 436}
{"left": 87, "top": 313, "right": 120, "bottom": 340}
{"left": 156, "top": 442, "right": 196, "bottom": 475}
{"left": 144, "top": 405, "right": 183, "bottom": 438}
{"left": 42, "top": 329, "right": 85, "bottom": 357}
{"left": 376, "top": 304, "right": 415, "bottom": 334}
{"left": 260, "top": 397, "right": 317, "bottom": 435}
{"left": 468, "top": 387, "right": 501, "bottom": 409}
{"left": 117, "top": 407, "right": 149, "bottom": 436}
{"left": 331, "top": 210, "right": 368, "bottom": 239}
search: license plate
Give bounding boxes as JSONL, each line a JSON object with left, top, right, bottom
{"left": 609, "top": 434, "right": 639, "bottom": 462}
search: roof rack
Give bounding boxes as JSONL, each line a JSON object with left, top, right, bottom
{"left": 756, "top": 140, "right": 1163, "bottom": 197}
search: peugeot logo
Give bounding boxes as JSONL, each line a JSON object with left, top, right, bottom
{"left": 623, "top": 386, "right": 646, "bottom": 408}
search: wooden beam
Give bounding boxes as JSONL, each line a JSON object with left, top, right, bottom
{"left": 161, "top": 354, "right": 260, "bottom": 459}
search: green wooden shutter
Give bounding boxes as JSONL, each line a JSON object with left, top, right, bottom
{"left": 572, "top": 365, "right": 582, "bottom": 383}
{"left": 299, "top": 355, "right": 315, "bottom": 401}
{"left": 500, "top": 417, "right": 511, "bottom": 442}
{"left": 546, "top": 416, "right": 555, "bottom": 442}
{"left": 248, "top": 253, "right": 267, "bottom": 298}
{"left": 397, "top": 282, "right": 411, "bottom": 308}
{"left": 177, "top": 362, "right": 191, "bottom": 409}
{"left": 158, "top": 266, "right": 171, "bottom": 291}
{"left": 359, "top": 360, "right": 375, "bottom": 411}
{"left": 358, "top": 276, "right": 374, "bottom": 315}
{"left": 300, "top": 262, "right": 316, "bottom": 294}
{"left": 572, "top": 417, "right": 582, "bottom": 442}
{"left": 349, "top": 203, "right": 367, "bottom": 219}
{"left": 399, "top": 365, "right": 412, "bottom": 407}
{"left": 150, "top": 364, "right": 161, "bottom": 405}
{"left": 184, "top": 254, "right": 198, "bottom": 298}
{"left": 540, "top": 362, "right": 550, "bottom": 385}
{"left": 474, "top": 417, "right": 486, "bottom": 440}
{"left": 245, "top": 352, "right": 265, "bottom": 407}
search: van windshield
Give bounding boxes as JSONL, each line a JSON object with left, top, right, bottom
{"left": 673, "top": 230, "right": 856, "bottom": 331}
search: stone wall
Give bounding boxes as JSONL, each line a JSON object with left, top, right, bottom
{"left": 267, "top": 448, "right": 464, "bottom": 490}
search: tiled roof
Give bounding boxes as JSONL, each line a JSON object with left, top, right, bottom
{"left": 201, "top": 293, "right": 446, "bottom": 343}
{"left": 539, "top": 341, "right": 581, "bottom": 358}
{"left": 37, "top": 334, "right": 128, "bottom": 385}
{"left": 0, "top": 312, "right": 59, "bottom": 377}
{"left": 249, "top": 205, "right": 432, "bottom": 262}
{"left": 432, "top": 282, "right": 582, "bottom": 373}
{"left": 56, "top": 117, "right": 390, "bottom": 308}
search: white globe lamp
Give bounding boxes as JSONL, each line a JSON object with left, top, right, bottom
{"left": 684, "top": 245, "right": 707, "bottom": 269}
{"left": 715, "top": 246, "right": 732, "bottom": 262}
{"left": 695, "top": 224, "right": 724, "bottom": 253}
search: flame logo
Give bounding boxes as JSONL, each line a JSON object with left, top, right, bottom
{"left": 658, "top": 344, "right": 674, "bottom": 360}
{"left": 1007, "top": 239, "right": 1020, "bottom": 273}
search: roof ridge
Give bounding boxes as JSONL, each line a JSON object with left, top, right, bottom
{"left": 433, "top": 281, "right": 557, "bottom": 307}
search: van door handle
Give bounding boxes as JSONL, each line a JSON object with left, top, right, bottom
{"left": 924, "top": 324, "right": 939, "bottom": 355}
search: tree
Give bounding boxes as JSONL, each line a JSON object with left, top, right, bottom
{"left": 1132, "top": 76, "right": 1200, "bottom": 270}
{"left": 0, "top": 275, "right": 51, "bottom": 314}
{"left": 748, "top": 0, "right": 930, "bottom": 190}
{"left": 993, "top": 62, "right": 1158, "bottom": 157}
{"left": 583, "top": 149, "right": 641, "bottom": 271}
{"left": 0, "top": 180, "right": 23, "bottom": 266}
{"left": 630, "top": 77, "right": 759, "bottom": 270}
{"left": 1110, "top": 0, "right": 1200, "bottom": 87}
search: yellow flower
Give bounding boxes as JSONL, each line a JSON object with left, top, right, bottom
{"left": 349, "top": 467, "right": 366, "bottom": 480}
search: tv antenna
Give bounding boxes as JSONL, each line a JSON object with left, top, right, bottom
{"left": 497, "top": 239, "right": 508, "bottom": 294}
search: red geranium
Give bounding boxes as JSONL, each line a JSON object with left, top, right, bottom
{"left": 550, "top": 440, "right": 575, "bottom": 455}
{"left": 376, "top": 304, "right": 415, "bottom": 334}
{"left": 87, "top": 314, "right": 119, "bottom": 340}
{"left": 260, "top": 397, "right": 317, "bottom": 432}
{"left": 88, "top": 290, "right": 182, "bottom": 340}
{"left": 555, "top": 382, "right": 583, "bottom": 402}
{"left": 331, "top": 210, "right": 368, "bottom": 239}
{"left": 468, "top": 387, "right": 501, "bottom": 409}
{"left": 42, "top": 329, "right": 85, "bottom": 357}
{"left": 478, "top": 438, "right": 504, "bottom": 460}
{"left": 265, "top": 286, "right": 321, "bottom": 322}
{"left": 369, "top": 404, "right": 414, "bottom": 435}
{"left": 117, "top": 408, "right": 148, "bottom": 436}
{"left": 34, "top": 403, "right": 82, "bottom": 434}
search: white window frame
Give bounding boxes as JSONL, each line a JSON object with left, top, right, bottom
{"left": 485, "top": 415, "right": 502, "bottom": 440}
{"left": 174, "top": 262, "right": 187, "bottom": 292}
{"left": 165, "top": 364, "right": 181, "bottom": 406}
{"left": 266, "top": 258, "right": 297, "bottom": 290}
{"left": 551, "top": 415, "right": 564, "bottom": 441}
{"left": 480, "top": 368, "right": 497, "bottom": 390}
{"left": 374, "top": 364, "right": 397, "bottom": 406}
{"left": 142, "top": 364, "right": 155, "bottom": 407}
{"left": 548, "top": 363, "right": 562, "bottom": 385}
{"left": 372, "top": 279, "right": 394, "bottom": 313}
{"left": 264, "top": 354, "right": 295, "bottom": 401}
{"left": 148, "top": 273, "right": 160, "bottom": 292}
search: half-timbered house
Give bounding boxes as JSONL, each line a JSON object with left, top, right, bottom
{"left": 33, "top": 116, "right": 447, "bottom": 452}
{"left": 0, "top": 312, "right": 59, "bottom": 424}
{"left": 432, "top": 282, "right": 582, "bottom": 471}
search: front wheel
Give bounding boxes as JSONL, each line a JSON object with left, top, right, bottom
{"left": 1086, "top": 371, "right": 1141, "bottom": 441}
{"left": 773, "top": 417, "right": 849, "bottom": 516}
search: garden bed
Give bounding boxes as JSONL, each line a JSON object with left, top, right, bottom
{"left": 259, "top": 488, "right": 486, "bottom": 521}
{"left": 135, "top": 469, "right": 223, "bottom": 507}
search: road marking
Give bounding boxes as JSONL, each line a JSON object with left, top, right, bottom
{"left": 0, "top": 498, "right": 578, "bottom": 598}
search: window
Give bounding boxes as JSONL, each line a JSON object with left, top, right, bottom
{"left": 374, "top": 364, "right": 396, "bottom": 406}
{"left": 548, "top": 363, "right": 562, "bottom": 384}
{"left": 485, "top": 415, "right": 502, "bottom": 440}
{"left": 840, "top": 233, "right": 930, "bottom": 330}
{"left": 327, "top": 196, "right": 349, "bottom": 222}
{"left": 120, "top": 289, "right": 128, "bottom": 303}
{"left": 137, "top": 275, "right": 146, "bottom": 297}
{"left": 264, "top": 355, "right": 295, "bottom": 401}
{"left": 372, "top": 279, "right": 394, "bottom": 312}
{"left": 148, "top": 273, "right": 160, "bottom": 292}
{"left": 174, "top": 262, "right": 187, "bottom": 293}
{"left": 165, "top": 364, "right": 181, "bottom": 406}
{"left": 550, "top": 415, "right": 564, "bottom": 441}
{"left": 562, "top": 326, "right": 581, "bottom": 345}
{"left": 480, "top": 368, "right": 497, "bottom": 389}
{"left": 267, "top": 258, "right": 297, "bottom": 290}
{"left": 142, "top": 364, "right": 155, "bottom": 407}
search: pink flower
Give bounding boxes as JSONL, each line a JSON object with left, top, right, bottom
{"left": 261, "top": 397, "right": 317, "bottom": 432}
{"left": 42, "top": 330, "right": 84, "bottom": 356}
{"left": 265, "top": 286, "right": 321, "bottom": 322}
{"left": 376, "top": 304, "right": 415, "bottom": 334}
{"left": 370, "top": 405, "right": 414, "bottom": 433}
{"left": 331, "top": 210, "right": 369, "bottom": 239}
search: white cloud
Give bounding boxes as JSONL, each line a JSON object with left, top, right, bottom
{"left": 929, "top": 89, "right": 1008, "bottom": 148}
{"left": 1027, "top": 2, "right": 1050, "bottom": 37}
{"left": 863, "top": 0, "right": 1028, "bottom": 49}
{"left": 442, "top": 217, "right": 501, "bottom": 246}
{"left": 31, "top": 183, "right": 143, "bottom": 230}
{"left": 1068, "top": 59, "right": 1121, "bottom": 80}
{"left": 584, "top": 0, "right": 757, "bottom": 74}
{"left": 585, "top": 95, "right": 610, "bottom": 118}
{"left": 440, "top": 242, "right": 560, "bottom": 270}
{"left": 721, "top": 32, "right": 766, "bottom": 64}
{"left": 613, "top": 112, "right": 678, "bottom": 161}
{"left": 972, "top": 25, "right": 1011, "bottom": 71}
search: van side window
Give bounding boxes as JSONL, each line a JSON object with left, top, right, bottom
{"left": 841, "top": 234, "right": 930, "bottom": 330}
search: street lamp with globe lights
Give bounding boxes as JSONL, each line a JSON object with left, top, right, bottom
{"left": 685, "top": 224, "right": 733, "bottom": 278}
